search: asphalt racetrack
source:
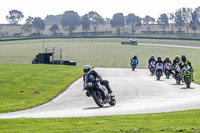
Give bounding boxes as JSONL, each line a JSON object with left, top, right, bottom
{"left": 1, "top": 68, "right": 200, "bottom": 119}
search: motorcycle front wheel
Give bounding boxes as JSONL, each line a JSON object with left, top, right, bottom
{"left": 156, "top": 71, "right": 161, "bottom": 80}
{"left": 151, "top": 70, "right": 154, "bottom": 76}
{"left": 185, "top": 77, "right": 191, "bottom": 88}
{"left": 92, "top": 91, "right": 104, "bottom": 107}
{"left": 166, "top": 71, "right": 169, "bottom": 79}
{"left": 176, "top": 75, "right": 180, "bottom": 84}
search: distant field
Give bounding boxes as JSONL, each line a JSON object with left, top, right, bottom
{"left": 0, "top": 38, "right": 200, "bottom": 69}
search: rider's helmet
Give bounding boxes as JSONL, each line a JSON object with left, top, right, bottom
{"left": 175, "top": 55, "right": 180, "bottom": 61}
{"left": 157, "top": 56, "right": 161, "bottom": 61}
{"left": 166, "top": 56, "right": 170, "bottom": 60}
{"left": 134, "top": 54, "right": 137, "bottom": 58}
{"left": 151, "top": 55, "right": 154, "bottom": 59}
{"left": 181, "top": 55, "right": 186, "bottom": 62}
{"left": 83, "top": 65, "right": 91, "bottom": 73}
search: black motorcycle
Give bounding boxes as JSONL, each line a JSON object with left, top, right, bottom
{"left": 83, "top": 73, "right": 116, "bottom": 107}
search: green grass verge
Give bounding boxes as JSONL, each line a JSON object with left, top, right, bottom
{"left": 194, "top": 66, "right": 200, "bottom": 85}
{"left": 0, "top": 38, "right": 200, "bottom": 111}
{"left": 0, "top": 64, "right": 83, "bottom": 113}
{"left": 0, "top": 110, "right": 200, "bottom": 133}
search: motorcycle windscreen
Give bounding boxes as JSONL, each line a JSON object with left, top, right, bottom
{"left": 84, "top": 74, "right": 97, "bottom": 88}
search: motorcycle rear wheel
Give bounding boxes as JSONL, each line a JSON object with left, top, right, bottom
{"left": 109, "top": 97, "right": 116, "bottom": 106}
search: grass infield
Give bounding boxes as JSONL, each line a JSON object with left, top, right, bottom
{"left": 0, "top": 64, "right": 83, "bottom": 113}
{"left": 0, "top": 38, "right": 200, "bottom": 132}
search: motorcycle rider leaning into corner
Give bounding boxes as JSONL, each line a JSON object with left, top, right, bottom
{"left": 83, "top": 65, "right": 114, "bottom": 97}
{"left": 130, "top": 55, "right": 139, "bottom": 65}
{"left": 180, "top": 55, "right": 194, "bottom": 81}
{"left": 155, "top": 56, "right": 164, "bottom": 75}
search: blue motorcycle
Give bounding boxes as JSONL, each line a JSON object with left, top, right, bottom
{"left": 131, "top": 59, "right": 138, "bottom": 71}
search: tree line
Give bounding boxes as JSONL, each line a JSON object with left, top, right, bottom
{"left": 2, "top": 6, "right": 200, "bottom": 36}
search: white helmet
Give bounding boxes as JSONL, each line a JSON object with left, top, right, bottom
{"left": 83, "top": 65, "right": 91, "bottom": 73}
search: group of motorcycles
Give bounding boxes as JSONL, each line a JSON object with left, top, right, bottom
{"left": 148, "top": 61, "right": 193, "bottom": 88}
{"left": 82, "top": 58, "right": 193, "bottom": 108}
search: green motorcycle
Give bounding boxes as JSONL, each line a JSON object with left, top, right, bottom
{"left": 182, "top": 65, "right": 193, "bottom": 88}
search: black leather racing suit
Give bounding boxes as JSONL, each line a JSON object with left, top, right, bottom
{"left": 83, "top": 70, "right": 112, "bottom": 94}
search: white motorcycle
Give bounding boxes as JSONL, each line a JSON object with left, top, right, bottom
{"left": 155, "top": 63, "right": 163, "bottom": 80}
{"left": 174, "top": 63, "right": 182, "bottom": 84}
{"left": 164, "top": 62, "right": 171, "bottom": 79}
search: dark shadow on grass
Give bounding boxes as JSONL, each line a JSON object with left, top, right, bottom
{"left": 82, "top": 105, "right": 111, "bottom": 110}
